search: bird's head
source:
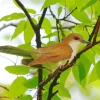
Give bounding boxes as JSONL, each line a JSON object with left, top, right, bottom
{"left": 63, "top": 33, "right": 90, "bottom": 44}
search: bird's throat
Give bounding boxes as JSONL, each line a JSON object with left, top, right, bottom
{"left": 68, "top": 41, "right": 81, "bottom": 62}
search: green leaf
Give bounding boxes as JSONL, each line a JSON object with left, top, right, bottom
{"left": 71, "top": 8, "right": 91, "bottom": 24}
{"left": 5, "top": 65, "right": 30, "bottom": 75}
{"left": 57, "top": 84, "right": 71, "bottom": 98}
{"left": 96, "top": 61, "right": 100, "bottom": 80}
{"left": 13, "top": 0, "right": 20, "bottom": 9}
{"left": 38, "top": 17, "right": 52, "bottom": 34}
{"left": 26, "top": 8, "right": 36, "bottom": 14}
{"left": 85, "top": 49, "right": 95, "bottom": 64}
{"left": 81, "top": 0, "right": 97, "bottom": 11}
{"left": 24, "top": 20, "right": 34, "bottom": 43}
{"left": 72, "top": 63, "right": 86, "bottom": 87}
{"left": 42, "top": 0, "right": 58, "bottom": 9}
{"left": 89, "top": 66, "right": 98, "bottom": 83}
{"left": 18, "top": 43, "right": 33, "bottom": 50}
{"left": 18, "top": 95, "right": 32, "bottom": 100}
{"left": 9, "top": 77, "right": 27, "bottom": 98}
{"left": 92, "top": 45, "right": 100, "bottom": 55}
{"left": 52, "top": 95, "right": 60, "bottom": 100}
{"left": 24, "top": 75, "right": 38, "bottom": 88}
{"left": 0, "top": 13, "right": 25, "bottom": 21}
{"left": 78, "top": 63, "right": 86, "bottom": 81}
{"left": 58, "top": 6, "right": 62, "bottom": 17}
{"left": 11, "top": 20, "right": 25, "bottom": 40}
{"left": 94, "top": 1, "right": 100, "bottom": 18}
{"left": 60, "top": 68, "right": 71, "bottom": 85}
{"left": 42, "top": 31, "right": 58, "bottom": 38}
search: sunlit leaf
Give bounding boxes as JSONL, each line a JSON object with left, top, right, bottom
{"left": 11, "top": 20, "right": 25, "bottom": 40}
{"left": 18, "top": 95, "right": 32, "bottom": 100}
{"left": 42, "top": 0, "right": 58, "bottom": 9}
{"left": 58, "top": 6, "right": 62, "bottom": 17}
{"left": 57, "top": 84, "right": 71, "bottom": 98}
{"left": 52, "top": 95, "right": 60, "bottom": 100}
{"left": 0, "top": 13, "right": 25, "bottom": 21}
{"left": 26, "top": 8, "right": 36, "bottom": 14}
{"left": 24, "top": 75, "right": 38, "bottom": 88}
{"left": 71, "top": 8, "right": 91, "bottom": 24}
{"left": 13, "top": 0, "right": 20, "bottom": 9}
{"left": 5, "top": 65, "right": 30, "bottom": 75}
{"left": 9, "top": 77, "right": 27, "bottom": 98}
{"left": 24, "top": 20, "right": 34, "bottom": 43}
{"left": 60, "top": 68, "right": 71, "bottom": 85}
{"left": 89, "top": 66, "right": 98, "bottom": 83}
{"left": 38, "top": 17, "right": 52, "bottom": 34}
{"left": 94, "top": 1, "right": 100, "bottom": 18}
{"left": 96, "top": 61, "right": 100, "bottom": 80}
{"left": 81, "top": 0, "right": 97, "bottom": 11}
{"left": 42, "top": 31, "right": 58, "bottom": 38}
{"left": 18, "top": 43, "right": 33, "bottom": 50}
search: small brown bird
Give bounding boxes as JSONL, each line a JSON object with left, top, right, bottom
{"left": 27, "top": 33, "right": 90, "bottom": 66}
{"left": 0, "top": 33, "right": 90, "bottom": 69}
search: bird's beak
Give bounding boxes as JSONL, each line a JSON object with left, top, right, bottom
{"left": 80, "top": 39, "right": 91, "bottom": 44}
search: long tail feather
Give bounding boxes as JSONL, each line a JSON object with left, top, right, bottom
{"left": 0, "top": 45, "right": 32, "bottom": 57}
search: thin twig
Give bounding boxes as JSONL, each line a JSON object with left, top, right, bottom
{"left": 0, "top": 85, "right": 9, "bottom": 91}
{"left": 15, "top": 0, "right": 37, "bottom": 32}
{"left": 61, "top": 7, "right": 77, "bottom": 20}
{"left": 38, "top": 8, "right": 47, "bottom": 29}
{"left": 47, "top": 72, "right": 60, "bottom": 100}
{"left": 88, "top": 16, "right": 100, "bottom": 42}
{"left": 0, "top": 23, "right": 17, "bottom": 31}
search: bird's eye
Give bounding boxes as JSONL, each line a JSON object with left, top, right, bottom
{"left": 74, "top": 36, "right": 80, "bottom": 40}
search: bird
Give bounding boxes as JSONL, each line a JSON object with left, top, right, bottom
{"left": 0, "top": 33, "right": 90, "bottom": 69}
{"left": 27, "top": 33, "right": 90, "bottom": 67}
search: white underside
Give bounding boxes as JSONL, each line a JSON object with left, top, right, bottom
{"left": 58, "top": 40, "right": 81, "bottom": 66}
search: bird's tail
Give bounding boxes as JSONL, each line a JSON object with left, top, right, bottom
{"left": 0, "top": 45, "right": 32, "bottom": 58}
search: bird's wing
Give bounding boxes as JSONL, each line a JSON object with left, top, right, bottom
{"left": 28, "top": 44, "right": 73, "bottom": 66}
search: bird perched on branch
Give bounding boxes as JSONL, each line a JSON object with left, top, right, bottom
{"left": 0, "top": 33, "right": 90, "bottom": 69}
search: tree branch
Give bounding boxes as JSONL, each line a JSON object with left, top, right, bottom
{"left": 47, "top": 72, "right": 60, "bottom": 100}
{"left": 0, "top": 85, "right": 9, "bottom": 91}
{"left": 15, "top": 0, "right": 37, "bottom": 32}
{"left": 39, "top": 16, "right": 100, "bottom": 87}
{"left": 61, "top": 7, "right": 77, "bottom": 20}
{"left": 38, "top": 8, "right": 47, "bottom": 29}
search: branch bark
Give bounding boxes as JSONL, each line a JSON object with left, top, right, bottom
{"left": 39, "top": 16, "right": 100, "bottom": 88}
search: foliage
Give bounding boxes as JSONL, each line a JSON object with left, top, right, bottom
{"left": 0, "top": 0, "right": 100, "bottom": 100}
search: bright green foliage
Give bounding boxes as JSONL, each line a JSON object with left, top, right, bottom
{"left": 55, "top": 84, "right": 71, "bottom": 98}
{"left": 1, "top": 0, "right": 100, "bottom": 99}
{"left": 89, "top": 66, "right": 98, "bottom": 83}
{"left": 81, "top": 0, "right": 97, "bottom": 11}
{"left": 18, "top": 43, "right": 33, "bottom": 50}
{"left": 26, "top": 8, "right": 36, "bottom": 14}
{"left": 94, "top": 0, "right": 100, "bottom": 18}
{"left": 42, "top": 31, "right": 58, "bottom": 38}
{"left": 96, "top": 61, "right": 100, "bottom": 79}
{"left": 38, "top": 17, "right": 52, "bottom": 34}
{"left": 18, "top": 95, "right": 32, "bottom": 100}
{"left": 0, "top": 13, "right": 25, "bottom": 21}
{"left": 58, "top": 6, "right": 62, "bottom": 17}
{"left": 5, "top": 65, "right": 30, "bottom": 75}
{"left": 11, "top": 20, "right": 25, "bottom": 40}
{"left": 24, "top": 75, "right": 38, "bottom": 88}
{"left": 9, "top": 77, "right": 27, "bottom": 99}
{"left": 42, "top": 0, "right": 58, "bottom": 9}
{"left": 24, "top": 20, "right": 35, "bottom": 43}
{"left": 60, "top": 68, "right": 71, "bottom": 85}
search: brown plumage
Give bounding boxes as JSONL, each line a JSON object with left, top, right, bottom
{"left": 28, "top": 33, "right": 88, "bottom": 66}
